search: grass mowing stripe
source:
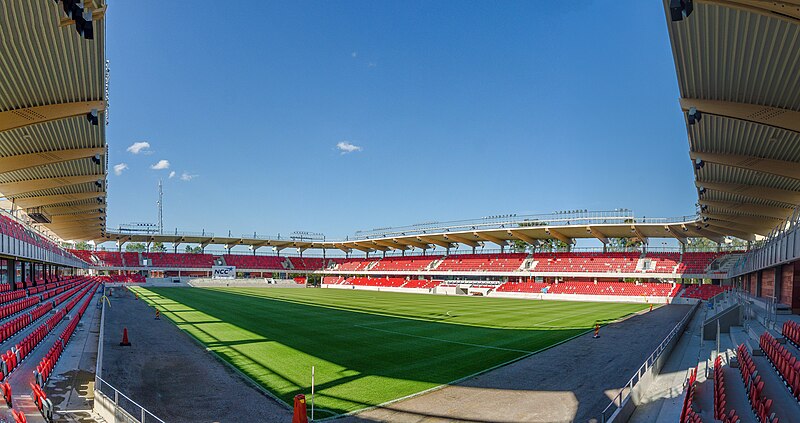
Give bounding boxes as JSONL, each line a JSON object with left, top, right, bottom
{"left": 353, "top": 324, "right": 536, "bottom": 354}
{"left": 133, "top": 287, "right": 647, "bottom": 415}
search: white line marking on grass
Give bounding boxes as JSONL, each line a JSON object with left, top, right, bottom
{"left": 528, "top": 305, "right": 612, "bottom": 327}
{"left": 353, "top": 325, "right": 535, "bottom": 354}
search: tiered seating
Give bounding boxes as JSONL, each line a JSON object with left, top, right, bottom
{"left": 679, "top": 252, "right": 722, "bottom": 273}
{"left": 0, "top": 214, "right": 76, "bottom": 262}
{"left": 288, "top": 257, "right": 331, "bottom": 270}
{"left": 34, "top": 284, "right": 96, "bottom": 388}
{"left": 345, "top": 277, "right": 407, "bottom": 287}
{"left": 437, "top": 253, "right": 526, "bottom": 272}
{"left": 322, "top": 276, "right": 345, "bottom": 285}
{"left": 736, "top": 344, "right": 779, "bottom": 423}
{"left": 91, "top": 251, "right": 124, "bottom": 267}
{"left": 681, "top": 284, "right": 730, "bottom": 300}
{"left": 784, "top": 320, "right": 800, "bottom": 349}
{"left": 142, "top": 253, "right": 214, "bottom": 268}
{"left": 496, "top": 281, "right": 551, "bottom": 293}
{"left": 645, "top": 252, "right": 681, "bottom": 273}
{"left": 102, "top": 274, "right": 146, "bottom": 283}
{"left": 121, "top": 252, "right": 141, "bottom": 267}
{"left": 759, "top": 331, "right": 800, "bottom": 401}
{"left": 371, "top": 256, "right": 439, "bottom": 272}
{"left": 531, "top": 252, "right": 639, "bottom": 273}
{"left": 223, "top": 255, "right": 287, "bottom": 269}
{"left": 336, "top": 258, "right": 374, "bottom": 271}
{"left": 713, "top": 355, "right": 741, "bottom": 423}
{"left": 402, "top": 279, "right": 441, "bottom": 289}
{"left": 545, "top": 281, "right": 680, "bottom": 297}
{"left": 680, "top": 367, "right": 700, "bottom": 423}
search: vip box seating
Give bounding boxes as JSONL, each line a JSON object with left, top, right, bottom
{"left": 436, "top": 253, "right": 527, "bottom": 272}
{"left": 322, "top": 276, "right": 345, "bottom": 285}
{"left": 714, "top": 355, "right": 741, "bottom": 423}
{"left": 680, "top": 284, "right": 730, "bottom": 300}
{"left": 223, "top": 255, "right": 287, "bottom": 270}
{"left": 142, "top": 252, "right": 214, "bottom": 268}
{"left": 736, "top": 343, "right": 779, "bottom": 423}
{"left": 759, "top": 331, "right": 800, "bottom": 401}
{"left": 0, "top": 215, "right": 76, "bottom": 262}
{"left": 531, "top": 252, "right": 639, "bottom": 273}
{"left": 369, "top": 256, "right": 439, "bottom": 272}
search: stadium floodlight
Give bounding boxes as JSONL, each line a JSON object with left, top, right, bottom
{"left": 670, "top": 0, "right": 694, "bottom": 22}
{"left": 97, "top": 197, "right": 104, "bottom": 204}
{"left": 700, "top": 205, "right": 708, "bottom": 212}
{"left": 698, "top": 187, "right": 706, "bottom": 195}
{"left": 95, "top": 180, "right": 103, "bottom": 188}
{"left": 80, "top": 10, "right": 94, "bottom": 40}
{"left": 91, "top": 154, "right": 101, "bottom": 165}
{"left": 87, "top": 109, "right": 99, "bottom": 125}
{"left": 694, "top": 159, "right": 705, "bottom": 170}
{"left": 687, "top": 107, "right": 701, "bottom": 125}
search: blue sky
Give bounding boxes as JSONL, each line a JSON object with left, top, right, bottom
{"left": 105, "top": 0, "right": 695, "bottom": 241}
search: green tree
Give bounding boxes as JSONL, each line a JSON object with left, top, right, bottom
{"left": 608, "top": 237, "right": 643, "bottom": 252}
{"left": 535, "top": 239, "right": 569, "bottom": 252}
{"left": 185, "top": 245, "right": 204, "bottom": 254}
{"left": 152, "top": 242, "right": 167, "bottom": 252}
{"left": 125, "top": 242, "right": 146, "bottom": 252}
{"left": 686, "top": 237, "right": 717, "bottom": 251}
{"left": 73, "top": 241, "right": 91, "bottom": 250}
{"left": 511, "top": 240, "right": 531, "bottom": 253}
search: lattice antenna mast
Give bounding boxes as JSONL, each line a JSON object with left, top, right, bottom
{"left": 157, "top": 179, "right": 163, "bottom": 234}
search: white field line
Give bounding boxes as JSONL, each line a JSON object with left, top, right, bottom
{"left": 353, "top": 324, "right": 535, "bottom": 354}
{"left": 528, "top": 305, "right": 615, "bottom": 327}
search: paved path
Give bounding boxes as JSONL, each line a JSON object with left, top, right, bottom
{"left": 101, "top": 287, "right": 291, "bottom": 423}
{"left": 340, "top": 304, "right": 693, "bottom": 423}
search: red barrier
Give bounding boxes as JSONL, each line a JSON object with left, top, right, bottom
{"left": 292, "top": 394, "right": 308, "bottom": 423}
{"left": 2, "top": 381, "right": 11, "bottom": 407}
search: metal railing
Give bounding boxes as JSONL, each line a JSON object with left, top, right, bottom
{"left": 94, "top": 292, "right": 166, "bottom": 423}
{"left": 600, "top": 302, "right": 698, "bottom": 422}
{"left": 95, "top": 375, "right": 166, "bottom": 423}
{"left": 728, "top": 203, "right": 800, "bottom": 277}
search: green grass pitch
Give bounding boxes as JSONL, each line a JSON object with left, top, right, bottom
{"left": 132, "top": 287, "right": 648, "bottom": 417}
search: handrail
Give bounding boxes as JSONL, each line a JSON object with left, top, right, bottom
{"left": 600, "top": 301, "right": 699, "bottom": 422}
{"left": 95, "top": 375, "right": 167, "bottom": 423}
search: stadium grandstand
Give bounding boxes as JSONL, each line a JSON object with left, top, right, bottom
{"left": 0, "top": 0, "right": 798, "bottom": 422}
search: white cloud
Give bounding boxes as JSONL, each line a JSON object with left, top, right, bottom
{"left": 336, "top": 141, "right": 362, "bottom": 154}
{"left": 168, "top": 171, "right": 176, "bottom": 179}
{"left": 351, "top": 51, "right": 358, "bottom": 58}
{"left": 367, "top": 62, "right": 377, "bottom": 68}
{"left": 126, "top": 141, "right": 151, "bottom": 154}
{"left": 150, "top": 159, "right": 170, "bottom": 170}
{"left": 180, "top": 172, "right": 198, "bottom": 181}
{"left": 113, "top": 163, "right": 128, "bottom": 176}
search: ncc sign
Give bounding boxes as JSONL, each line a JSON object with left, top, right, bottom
{"left": 212, "top": 266, "right": 236, "bottom": 279}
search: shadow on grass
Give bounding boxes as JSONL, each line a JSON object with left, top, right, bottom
{"left": 132, "top": 287, "right": 648, "bottom": 418}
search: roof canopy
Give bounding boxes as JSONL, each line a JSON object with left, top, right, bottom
{"left": 663, "top": 0, "right": 800, "bottom": 239}
{"left": 0, "top": 0, "right": 108, "bottom": 241}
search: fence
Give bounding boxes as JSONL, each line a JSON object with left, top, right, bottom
{"left": 600, "top": 301, "right": 699, "bottom": 422}
{"left": 93, "top": 291, "right": 166, "bottom": 423}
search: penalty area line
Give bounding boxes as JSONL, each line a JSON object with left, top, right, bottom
{"left": 353, "top": 324, "right": 534, "bottom": 354}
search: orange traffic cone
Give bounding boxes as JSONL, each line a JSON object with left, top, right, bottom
{"left": 155, "top": 310, "right": 160, "bottom": 320}
{"left": 292, "top": 394, "right": 308, "bottom": 423}
{"left": 120, "top": 328, "right": 131, "bottom": 346}
{"left": 593, "top": 323, "right": 600, "bottom": 339}
{"left": 649, "top": 304, "right": 654, "bottom": 312}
